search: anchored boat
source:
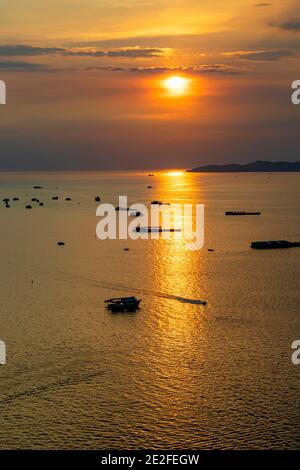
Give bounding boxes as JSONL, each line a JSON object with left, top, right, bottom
{"left": 135, "top": 226, "right": 178, "bottom": 233}
{"left": 251, "top": 240, "right": 300, "bottom": 250}
{"left": 225, "top": 211, "right": 261, "bottom": 216}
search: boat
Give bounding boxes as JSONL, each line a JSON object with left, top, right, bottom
{"left": 251, "top": 240, "right": 300, "bottom": 250}
{"left": 225, "top": 211, "right": 261, "bottom": 216}
{"left": 135, "top": 226, "right": 178, "bottom": 233}
{"left": 105, "top": 296, "right": 141, "bottom": 312}
{"left": 151, "top": 201, "right": 170, "bottom": 206}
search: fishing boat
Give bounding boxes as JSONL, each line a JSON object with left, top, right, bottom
{"left": 251, "top": 240, "right": 300, "bottom": 250}
{"left": 225, "top": 211, "right": 261, "bottom": 216}
{"left": 105, "top": 296, "right": 141, "bottom": 312}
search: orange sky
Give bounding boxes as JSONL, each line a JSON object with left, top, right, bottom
{"left": 0, "top": 0, "right": 300, "bottom": 169}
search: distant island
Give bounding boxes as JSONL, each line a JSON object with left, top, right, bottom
{"left": 187, "top": 160, "right": 300, "bottom": 173}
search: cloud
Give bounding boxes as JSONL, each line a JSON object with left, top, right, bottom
{"left": 106, "top": 47, "right": 171, "bottom": 58}
{"left": 62, "top": 46, "right": 169, "bottom": 58}
{"left": 182, "top": 65, "right": 245, "bottom": 75}
{"left": 85, "top": 64, "right": 245, "bottom": 75}
{"left": 0, "top": 44, "right": 171, "bottom": 58}
{"left": 274, "top": 20, "right": 300, "bottom": 32}
{"left": 62, "top": 48, "right": 106, "bottom": 57}
{"left": 254, "top": 2, "right": 273, "bottom": 6}
{"left": 0, "top": 60, "right": 45, "bottom": 70}
{"left": 223, "top": 49, "right": 294, "bottom": 61}
{"left": 0, "top": 45, "right": 65, "bottom": 56}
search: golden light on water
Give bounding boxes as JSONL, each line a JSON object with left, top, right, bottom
{"left": 166, "top": 171, "right": 185, "bottom": 176}
{"left": 163, "top": 76, "right": 190, "bottom": 95}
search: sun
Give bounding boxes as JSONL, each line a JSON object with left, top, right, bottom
{"left": 166, "top": 171, "right": 184, "bottom": 176}
{"left": 163, "top": 76, "right": 189, "bottom": 95}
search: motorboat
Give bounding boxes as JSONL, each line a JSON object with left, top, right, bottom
{"left": 105, "top": 296, "right": 141, "bottom": 312}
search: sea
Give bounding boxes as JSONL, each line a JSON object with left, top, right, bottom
{"left": 0, "top": 170, "right": 299, "bottom": 449}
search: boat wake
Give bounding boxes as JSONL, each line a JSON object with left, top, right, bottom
{"left": 171, "top": 296, "right": 207, "bottom": 305}
{"left": 35, "top": 267, "right": 207, "bottom": 306}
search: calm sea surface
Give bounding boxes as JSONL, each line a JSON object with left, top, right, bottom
{"left": 0, "top": 171, "right": 299, "bottom": 449}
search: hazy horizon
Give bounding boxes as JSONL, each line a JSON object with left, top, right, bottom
{"left": 1, "top": 159, "right": 300, "bottom": 173}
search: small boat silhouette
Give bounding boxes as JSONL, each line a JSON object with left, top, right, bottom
{"left": 135, "top": 226, "right": 179, "bottom": 233}
{"left": 225, "top": 211, "right": 261, "bottom": 216}
{"left": 251, "top": 240, "right": 300, "bottom": 250}
{"left": 105, "top": 296, "right": 141, "bottom": 312}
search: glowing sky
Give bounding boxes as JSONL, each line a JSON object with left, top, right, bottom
{"left": 0, "top": 0, "right": 300, "bottom": 169}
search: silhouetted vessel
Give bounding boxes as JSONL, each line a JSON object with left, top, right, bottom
{"left": 105, "top": 297, "right": 141, "bottom": 312}
{"left": 226, "top": 211, "right": 261, "bottom": 216}
{"left": 251, "top": 240, "right": 300, "bottom": 250}
{"left": 151, "top": 201, "right": 170, "bottom": 206}
{"left": 135, "top": 226, "right": 177, "bottom": 233}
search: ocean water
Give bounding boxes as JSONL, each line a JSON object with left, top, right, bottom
{"left": 0, "top": 171, "right": 299, "bottom": 449}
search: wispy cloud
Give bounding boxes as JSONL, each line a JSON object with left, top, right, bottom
{"left": 0, "top": 45, "right": 65, "bottom": 56}
{"left": 223, "top": 49, "right": 294, "bottom": 61}
{"left": 106, "top": 47, "right": 171, "bottom": 58}
{"left": 85, "top": 64, "right": 245, "bottom": 75}
{"left": 0, "top": 44, "right": 171, "bottom": 58}
{"left": 0, "top": 60, "right": 45, "bottom": 70}
{"left": 254, "top": 2, "right": 273, "bottom": 7}
{"left": 273, "top": 20, "right": 300, "bottom": 32}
